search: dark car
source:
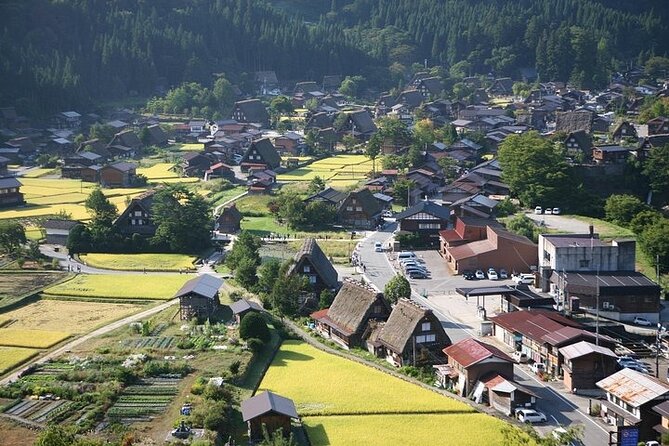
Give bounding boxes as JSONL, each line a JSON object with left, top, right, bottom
{"left": 462, "top": 271, "right": 475, "bottom": 280}
{"left": 408, "top": 270, "right": 428, "bottom": 279}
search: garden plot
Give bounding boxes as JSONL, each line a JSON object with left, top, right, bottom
{"left": 107, "top": 377, "right": 180, "bottom": 422}
{"left": 4, "top": 398, "right": 74, "bottom": 424}
{"left": 0, "top": 271, "right": 65, "bottom": 310}
{"left": 121, "top": 336, "right": 176, "bottom": 349}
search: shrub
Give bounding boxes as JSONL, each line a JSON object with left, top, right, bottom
{"left": 203, "top": 384, "right": 235, "bottom": 403}
{"left": 589, "top": 402, "right": 601, "bottom": 416}
{"left": 247, "top": 338, "right": 264, "bottom": 353}
{"left": 239, "top": 312, "right": 270, "bottom": 342}
{"left": 191, "top": 377, "right": 208, "bottom": 395}
{"left": 203, "top": 401, "right": 229, "bottom": 432}
{"left": 229, "top": 360, "right": 241, "bottom": 375}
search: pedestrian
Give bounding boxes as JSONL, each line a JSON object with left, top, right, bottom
{"left": 77, "top": 265, "right": 81, "bottom": 273}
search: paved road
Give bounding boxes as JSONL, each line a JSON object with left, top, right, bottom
{"left": 0, "top": 298, "right": 180, "bottom": 385}
{"left": 357, "top": 226, "right": 610, "bottom": 446}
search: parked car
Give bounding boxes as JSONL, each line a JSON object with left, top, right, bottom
{"left": 405, "top": 266, "right": 429, "bottom": 276}
{"left": 374, "top": 242, "right": 383, "bottom": 252}
{"left": 401, "top": 261, "right": 427, "bottom": 270}
{"left": 398, "top": 251, "right": 417, "bottom": 261}
{"left": 462, "top": 270, "right": 475, "bottom": 280}
{"left": 530, "top": 362, "right": 546, "bottom": 374}
{"left": 499, "top": 269, "right": 508, "bottom": 279}
{"left": 545, "top": 208, "right": 553, "bottom": 215}
{"left": 512, "top": 273, "right": 535, "bottom": 285}
{"left": 517, "top": 409, "right": 547, "bottom": 423}
{"left": 552, "top": 207, "right": 561, "bottom": 215}
{"left": 512, "top": 351, "right": 528, "bottom": 363}
{"left": 534, "top": 206, "right": 543, "bottom": 214}
{"left": 633, "top": 316, "right": 653, "bottom": 327}
{"left": 475, "top": 269, "right": 485, "bottom": 280}
{"left": 487, "top": 268, "right": 498, "bottom": 280}
{"left": 408, "top": 270, "right": 428, "bottom": 279}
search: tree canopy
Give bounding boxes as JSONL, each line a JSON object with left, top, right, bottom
{"left": 384, "top": 275, "right": 411, "bottom": 304}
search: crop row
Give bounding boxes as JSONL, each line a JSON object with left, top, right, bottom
{"left": 123, "top": 336, "right": 175, "bottom": 349}
{"left": 5, "top": 399, "right": 70, "bottom": 423}
{"left": 116, "top": 396, "right": 173, "bottom": 404}
{"left": 123, "top": 385, "right": 177, "bottom": 395}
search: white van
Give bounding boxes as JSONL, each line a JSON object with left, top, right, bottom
{"left": 397, "top": 251, "right": 417, "bottom": 260}
{"left": 513, "top": 273, "right": 535, "bottom": 285}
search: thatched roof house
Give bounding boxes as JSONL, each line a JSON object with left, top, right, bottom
{"left": 311, "top": 279, "right": 390, "bottom": 349}
{"left": 287, "top": 238, "right": 339, "bottom": 295}
{"left": 555, "top": 110, "right": 594, "bottom": 134}
{"left": 378, "top": 298, "right": 451, "bottom": 367}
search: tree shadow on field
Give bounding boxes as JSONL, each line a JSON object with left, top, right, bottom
{"left": 301, "top": 422, "right": 330, "bottom": 445}
{"left": 272, "top": 350, "right": 314, "bottom": 366}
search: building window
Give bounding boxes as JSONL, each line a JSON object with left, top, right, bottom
{"left": 416, "top": 334, "right": 436, "bottom": 343}
{"left": 134, "top": 210, "right": 142, "bottom": 216}
{"left": 356, "top": 206, "right": 362, "bottom": 211}
{"left": 419, "top": 223, "right": 441, "bottom": 229}
{"left": 303, "top": 265, "right": 311, "bottom": 273}
{"left": 373, "top": 305, "right": 382, "bottom": 313}
{"left": 346, "top": 206, "right": 353, "bottom": 211}
{"left": 421, "top": 322, "right": 431, "bottom": 331}
{"left": 579, "top": 259, "right": 590, "bottom": 268}
{"left": 309, "top": 275, "right": 317, "bottom": 284}
{"left": 543, "top": 250, "right": 551, "bottom": 261}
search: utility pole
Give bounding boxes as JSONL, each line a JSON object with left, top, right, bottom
{"left": 596, "top": 268, "right": 600, "bottom": 346}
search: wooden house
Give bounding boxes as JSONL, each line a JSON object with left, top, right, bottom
{"left": 597, "top": 368, "right": 669, "bottom": 440}
{"left": 559, "top": 341, "right": 618, "bottom": 391}
{"left": 0, "top": 156, "right": 8, "bottom": 176}
{"left": 232, "top": 99, "right": 269, "bottom": 127}
{"left": 487, "top": 78, "right": 514, "bottom": 96}
{"left": 413, "top": 77, "right": 443, "bottom": 98}
{"left": 477, "top": 374, "right": 539, "bottom": 416}
{"left": 442, "top": 338, "right": 515, "bottom": 396}
{"left": 229, "top": 299, "right": 263, "bottom": 324}
{"left": 43, "top": 219, "right": 80, "bottom": 245}
{"left": 647, "top": 116, "right": 669, "bottom": 135}
{"left": 311, "top": 280, "right": 391, "bottom": 350}
{"left": 394, "top": 200, "right": 451, "bottom": 244}
{"left": 99, "top": 162, "right": 137, "bottom": 187}
{"left": 241, "top": 391, "right": 298, "bottom": 442}
{"left": 303, "top": 187, "right": 346, "bottom": 207}
{"left": 0, "top": 177, "right": 24, "bottom": 207}
{"left": 377, "top": 298, "right": 451, "bottom": 367}
{"left": 287, "top": 238, "right": 339, "bottom": 296}
{"left": 563, "top": 130, "right": 593, "bottom": 158}
{"left": 174, "top": 274, "right": 223, "bottom": 320}
{"left": 114, "top": 189, "right": 157, "bottom": 237}
{"left": 240, "top": 138, "right": 281, "bottom": 172}
{"left": 109, "top": 129, "right": 142, "bottom": 149}
{"left": 337, "top": 188, "right": 383, "bottom": 230}
{"left": 592, "top": 145, "right": 632, "bottom": 164}
{"left": 338, "top": 109, "right": 377, "bottom": 140}
{"left": 80, "top": 165, "right": 102, "bottom": 183}
{"left": 611, "top": 121, "right": 638, "bottom": 141}
{"left": 214, "top": 204, "right": 243, "bottom": 234}
{"left": 653, "top": 401, "right": 669, "bottom": 439}
{"left": 182, "top": 152, "right": 211, "bottom": 177}
{"left": 145, "top": 124, "right": 168, "bottom": 146}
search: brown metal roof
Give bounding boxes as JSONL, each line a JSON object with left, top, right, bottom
{"left": 443, "top": 338, "right": 513, "bottom": 368}
{"left": 597, "top": 368, "right": 669, "bottom": 408}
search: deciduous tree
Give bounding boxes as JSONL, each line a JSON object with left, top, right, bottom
{"left": 384, "top": 275, "right": 411, "bottom": 304}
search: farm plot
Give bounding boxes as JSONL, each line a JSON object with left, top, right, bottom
{"left": 42, "top": 274, "right": 190, "bottom": 300}
{"left": 277, "top": 155, "right": 372, "bottom": 183}
{"left": 0, "top": 347, "right": 39, "bottom": 374}
{"left": 78, "top": 253, "right": 196, "bottom": 272}
{"left": 0, "top": 328, "right": 70, "bottom": 348}
{"left": 137, "top": 163, "right": 179, "bottom": 180}
{"left": 107, "top": 377, "right": 180, "bottom": 422}
{"left": 259, "top": 341, "right": 520, "bottom": 446}
{"left": 1, "top": 299, "right": 143, "bottom": 333}
{"left": 0, "top": 271, "right": 65, "bottom": 310}
{"left": 3, "top": 398, "right": 74, "bottom": 424}
{"left": 121, "top": 336, "right": 176, "bottom": 349}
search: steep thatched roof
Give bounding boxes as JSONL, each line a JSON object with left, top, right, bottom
{"left": 378, "top": 299, "right": 431, "bottom": 353}
{"left": 287, "top": 238, "right": 339, "bottom": 289}
{"left": 323, "top": 280, "right": 389, "bottom": 336}
{"left": 555, "top": 110, "right": 594, "bottom": 134}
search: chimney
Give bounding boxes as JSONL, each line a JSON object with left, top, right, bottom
{"left": 589, "top": 225, "right": 594, "bottom": 237}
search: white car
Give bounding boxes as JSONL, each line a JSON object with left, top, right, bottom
{"left": 517, "top": 409, "right": 547, "bottom": 423}
{"left": 530, "top": 362, "right": 545, "bottom": 374}
{"left": 499, "top": 269, "right": 508, "bottom": 279}
{"left": 374, "top": 242, "right": 383, "bottom": 252}
{"left": 633, "top": 317, "right": 652, "bottom": 326}
{"left": 475, "top": 269, "right": 485, "bottom": 280}
{"left": 512, "top": 351, "right": 528, "bottom": 363}
{"left": 545, "top": 208, "right": 553, "bottom": 215}
{"left": 487, "top": 268, "right": 498, "bottom": 280}
{"left": 534, "top": 206, "right": 542, "bottom": 214}
{"left": 552, "top": 207, "right": 561, "bottom": 215}
{"left": 512, "top": 273, "right": 534, "bottom": 285}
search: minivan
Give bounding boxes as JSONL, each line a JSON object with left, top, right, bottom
{"left": 398, "top": 251, "right": 417, "bottom": 260}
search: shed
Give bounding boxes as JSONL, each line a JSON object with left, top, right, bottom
{"left": 42, "top": 219, "right": 80, "bottom": 245}
{"left": 229, "top": 299, "right": 263, "bottom": 324}
{"left": 241, "top": 391, "right": 298, "bottom": 441}
{"left": 174, "top": 274, "right": 223, "bottom": 320}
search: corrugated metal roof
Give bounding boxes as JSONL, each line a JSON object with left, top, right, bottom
{"left": 597, "top": 368, "right": 669, "bottom": 408}
{"left": 241, "top": 391, "right": 298, "bottom": 421}
{"left": 559, "top": 341, "right": 617, "bottom": 360}
{"left": 173, "top": 274, "right": 223, "bottom": 300}
{"left": 443, "top": 338, "right": 513, "bottom": 368}
{"left": 229, "top": 299, "right": 263, "bottom": 315}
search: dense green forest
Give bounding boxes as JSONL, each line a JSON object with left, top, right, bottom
{"left": 1, "top": 0, "right": 668, "bottom": 115}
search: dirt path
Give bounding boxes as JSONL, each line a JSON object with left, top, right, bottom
{"left": 0, "top": 299, "right": 179, "bottom": 385}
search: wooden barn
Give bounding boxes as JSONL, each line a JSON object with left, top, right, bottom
{"left": 229, "top": 298, "right": 264, "bottom": 324}
{"left": 174, "top": 274, "right": 223, "bottom": 320}
{"left": 241, "top": 391, "right": 298, "bottom": 442}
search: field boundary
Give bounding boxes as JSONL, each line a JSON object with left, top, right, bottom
{"left": 40, "top": 294, "right": 161, "bottom": 304}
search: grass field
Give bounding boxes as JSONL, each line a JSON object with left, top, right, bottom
{"left": 42, "top": 274, "right": 191, "bottom": 300}
{"left": 277, "top": 155, "right": 372, "bottom": 183}
{"left": 303, "top": 413, "right": 515, "bottom": 446}
{"left": 259, "top": 341, "right": 519, "bottom": 446}
{"left": 0, "top": 347, "right": 39, "bottom": 374}
{"left": 78, "top": 253, "right": 196, "bottom": 272}
{"left": 259, "top": 341, "right": 474, "bottom": 416}
{"left": 0, "top": 328, "right": 70, "bottom": 348}
{"left": 1, "top": 300, "right": 143, "bottom": 333}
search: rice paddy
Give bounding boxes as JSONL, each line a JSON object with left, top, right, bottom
{"left": 258, "top": 341, "right": 520, "bottom": 446}
{"left": 78, "top": 253, "right": 196, "bottom": 272}
{"left": 42, "top": 274, "right": 191, "bottom": 300}
{"left": 0, "top": 328, "right": 70, "bottom": 349}
{"left": 0, "top": 347, "right": 39, "bottom": 374}
{"left": 277, "top": 154, "right": 372, "bottom": 182}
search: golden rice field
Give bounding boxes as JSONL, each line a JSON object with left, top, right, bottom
{"left": 21, "top": 168, "right": 57, "bottom": 178}
{"left": 0, "top": 328, "right": 70, "bottom": 348}
{"left": 303, "top": 413, "right": 518, "bottom": 446}
{"left": 0, "top": 347, "right": 39, "bottom": 374}
{"left": 178, "top": 143, "right": 204, "bottom": 152}
{"left": 79, "top": 253, "right": 196, "bottom": 271}
{"left": 259, "top": 341, "right": 474, "bottom": 416}
{"left": 1, "top": 299, "right": 143, "bottom": 333}
{"left": 260, "top": 341, "right": 525, "bottom": 446}
{"left": 42, "top": 274, "right": 191, "bottom": 300}
{"left": 277, "top": 155, "right": 372, "bottom": 182}
{"left": 137, "top": 162, "right": 179, "bottom": 179}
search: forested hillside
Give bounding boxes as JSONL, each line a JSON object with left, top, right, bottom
{"left": 1, "top": 0, "right": 668, "bottom": 115}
